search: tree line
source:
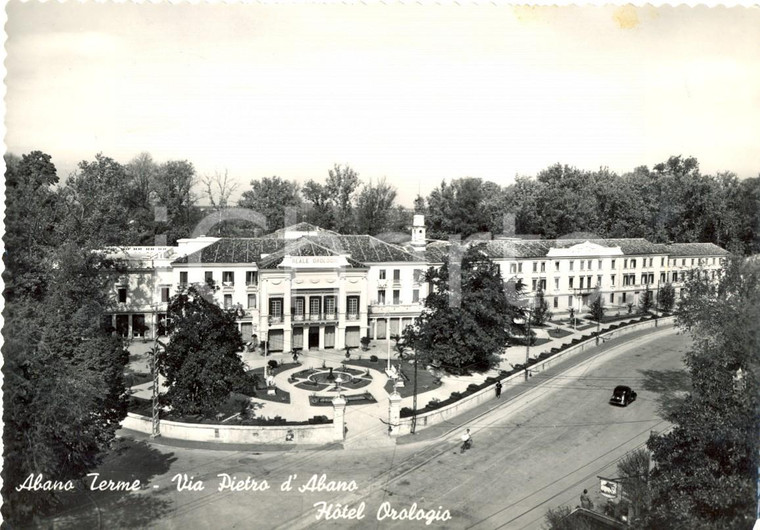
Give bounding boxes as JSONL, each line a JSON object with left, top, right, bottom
{"left": 8, "top": 151, "right": 756, "bottom": 252}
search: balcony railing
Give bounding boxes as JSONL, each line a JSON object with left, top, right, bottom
{"left": 346, "top": 313, "right": 360, "bottom": 321}
{"left": 268, "top": 315, "right": 283, "bottom": 324}
{"left": 291, "top": 313, "right": 340, "bottom": 326}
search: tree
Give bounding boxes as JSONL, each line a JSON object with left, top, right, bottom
{"left": 425, "top": 178, "right": 498, "bottom": 239}
{"left": 326, "top": 164, "right": 360, "bottom": 233}
{"left": 302, "top": 180, "right": 334, "bottom": 229}
{"left": 638, "top": 289, "right": 653, "bottom": 314}
{"left": 202, "top": 169, "right": 239, "bottom": 211}
{"left": 3, "top": 153, "right": 129, "bottom": 524}
{"left": 644, "top": 257, "right": 759, "bottom": 529}
{"left": 589, "top": 293, "right": 605, "bottom": 322}
{"left": 616, "top": 449, "right": 651, "bottom": 522}
{"left": 355, "top": 178, "right": 398, "bottom": 235}
{"left": 404, "top": 244, "right": 522, "bottom": 372}
{"left": 153, "top": 160, "right": 199, "bottom": 244}
{"left": 531, "top": 288, "right": 552, "bottom": 326}
{"left": 657, "top": 283, "right": 675, "bottom": 313}
{"left": 239, "top": 176, "right": 301, "bottom": 232}
{"left": 156, "top": 285, "right": 248, "bottom": 416}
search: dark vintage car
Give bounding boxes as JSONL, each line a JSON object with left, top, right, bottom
{"left": 609, "top": 385, "right": 637, "bottom": 406}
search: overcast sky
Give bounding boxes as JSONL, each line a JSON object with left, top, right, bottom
{"left": 5, "top": 4, "right": 760, "bottom": 205}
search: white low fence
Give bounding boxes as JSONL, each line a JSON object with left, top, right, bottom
{"left": 394, "top": 316, "right": 676, "bottom": 435}
{"left": 121, "top": 413, "right": 338, "bottom": 444}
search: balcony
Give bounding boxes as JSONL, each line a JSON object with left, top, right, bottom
{"left": 377, "top": 279, "right": 388, "bottom": 288}
{"left": 291, "top": 313, "right": 339, "bottom": 326}
{"left": 346, "top": 313, "right": 360, "bottom": 321}
{"left": 246, "top": 282, "right": 258, "bottom": 290}
{"left": 268, "top": 315, "right": 283, "bottom": 325}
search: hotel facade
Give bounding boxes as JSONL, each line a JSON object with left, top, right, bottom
{"left": 105, "top": 216, "right": 727, "bottom": 351}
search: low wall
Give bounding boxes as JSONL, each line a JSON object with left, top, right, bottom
{"left": 395, "top": 316, "right": 675, "bottom": 435}
{"left": 122, "top": 413, "right": 338, "bottom": 444}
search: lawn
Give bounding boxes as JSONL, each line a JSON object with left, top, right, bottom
{"left": 382, "top": 364, "right": 442, "bottom": 398}
{"left": 547, "top": 327, "right": 573, "bottom": 339}
{"left": 512, "top": 337, "right": 552, "bottom": 347}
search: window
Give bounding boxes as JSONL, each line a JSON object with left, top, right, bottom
{"left": 580, "top": 261, "right": 584, "bottom": 271}
{"left": 379, "top": 269, "right": 386, "bottom": 280}
{"left": 246, "top": 271, "right": 258, "bottom": 286}
{"left": 179, "top": 271, "right": 188, "bottom": 286}
{"left": 622, "top": 293, "right": 627, "bottom": 303}
{"left": 691, "top": 258, "right": 695, "bottom": 265}
{"left": 553, "top": 297, "right": 558, "bottom": 308}
{"left": 554, "top": 278, "right": 560, "bottom": 290}
{"left": 224, "top": 294, "right": 232, "bottom": 309}
{"left": 393, "top": 290, "right": 400, "bottom": 304}
{"left": 611, "top": 259, "right": 616, "bottom": 268}
{"left": 205, "top": 271, "right": 214, "bottom": 285}
{"left": 222, "top": 271, "right": 234, "bottom": 285}
{"left": 413, "top": 269, "right": 423, "bottom": 283}
{"left": 540, "top": 279, "right": 547, "bottom": 290}
{"left": 598, "top": 260, "right": 602, "bottom": 269}
{"left": 610, "top": 293, "right": 614, "bottom": 303}
{"left": 682, "top": 259, "right": 686, "bottom": 266}
{"left": 533, "top": 262, "right": 538, "bottom": 273}
{"left": 642, "top": 274, "right": 648, "bottom": 285}
{"left": 532, "top": 279, "right": 537, "bottom": 291}
{"left": 293, "top": 297, "right": 305, "bottom": 317}
{"left": 672, "top": 272, "right": 678, "bottom": 282}
{"left": 570, "top": 261, "right": 574, "bottom": 271}
{"left": 247, "top": 294, "right": 257, "bottom": 309}
{"left": 346, "top": 296, "right": 359, "bottom": 316}
{"left": 412, "top": 289, "right": 420, "bottom": 303}
{"left": 269, "top": 298, "right": 283, "bottom": 319}
{"left": 509, "top": 263, "right": 517, "bottom": 274}
{"left": 377, "top": 290, "right": 386, "bottom": 304}
{"left": 597, "top": 275, "right": 602, "bottom": 286}
{"left": 540, "top": 262, "right": 546, "bottom": 273}
{"left": 649, "top": 273, "right": 654, "bottom": 284}
{"left": 569, "top": 277, "right": 574, "bottom": 289}
{"left": 624, "top": 259, "right": 628, "bottom": 269}
{"left": 325, "top": 296, "right": 336, "bottom": 315}
{"left": 579, "top": 277, "right": 584, "bottom": 289}
{"left": 118, "top": 287, "right": 127, "bottom": 303}
{"left": 661, "top": 257, "right": 665, "bottom": 267}
{"left": 631, "top": 259, "right": 637, "bottom": 269}
{"left": 611, "top": 275, "right": 616, "bottom": 287}
{"left": 393, "top": 269, "right": 400, "bottom": 282}
{"left": 660, "top": 273, "right": 666, "bottom": 283}
{"left": 588, "top": 260, "right": 593, "bottom": 270}
{"left": 310, "top": 297, "right": 321, "bottom": 316}
{"left": 518, "top": 263, "right": 523, "bottom": 273}
{"left": 568, "top": 296, "right": 573, "bottom": 306}
{"left": 161, "top": 287, "right": 169, "bottom": 302}
{"left": 555, "top": 261, "right": 560, "bottom": 272}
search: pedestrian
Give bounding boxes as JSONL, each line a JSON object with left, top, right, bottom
{"left": 580, "top": 489, "right": 593, "bottom": 510}
{"left": 495, "top": 380, "right": 502, "bottom": 398}
{"left": 460, "top": 429, "right": 472, "bottom": 453}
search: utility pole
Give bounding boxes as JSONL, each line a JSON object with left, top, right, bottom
{"left": 411, "top": 350, "right": 418, "bottom": 434}
{"left": 525, "top": 300, "right": 533, "bottom": 381}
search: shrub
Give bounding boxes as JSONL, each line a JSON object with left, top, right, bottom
{"left": 370, "top": 355, "right": 378, "bottom": 362}
{"left": 308, "top": 415, "right": 330, "bottom": 424}
{"left": 551, "top": 347, "right": 561, "bottom": 354}
{"left": 450, "top": 391, "right": 462, "bottom": 400}
{"left": 268, "top": 360, "right": 278, "bottom": 370}
{"left": 485, "top": 376, "right": 497, "bottom": 384}
{"left": 467, "top": 383, "right": 480, "bottom": 392}
{"left": 400, "top": 407, "right": 414, "bottom": 418}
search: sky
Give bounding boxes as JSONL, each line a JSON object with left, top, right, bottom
{"left": 5, "top": 3, "right": 760, "bottom": 206}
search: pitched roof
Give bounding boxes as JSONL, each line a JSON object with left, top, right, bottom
{"left": 303, "top": 235, "right": 424, "bottom": 263}
{"left": 478, "top": 238, "right": 668, "bottom": 259}
{"left": 257, "top": 239, "right": 366, "bottom": 269}
{"left": 666, "top": 242, "right": 729, "bottom": 257}
{"left": 264, "top": 223, "right": 338, "bottom": 239}
{"left": 173, "top": 238, "right": 286, "bottom": 264}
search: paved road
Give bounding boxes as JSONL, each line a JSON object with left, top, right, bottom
{"left": 40, "top": 327, "right": 689, "bottom": 530}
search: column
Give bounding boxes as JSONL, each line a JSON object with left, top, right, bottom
{"left": 388, "top": 392, "right": 402, "bottom": 437}
{"left": 319, "top": 326, "right": 325, "bottom": 350}
{"left": 332, "top": 395, "right": 346, "bottom": 442}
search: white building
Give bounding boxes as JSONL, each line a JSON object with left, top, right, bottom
{"left": 105, "top": 219, "right": 727, "bottom": 348}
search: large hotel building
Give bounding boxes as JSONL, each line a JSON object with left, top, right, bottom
{"left": 105, "top": 216, "right": 727, "bottom": 351}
